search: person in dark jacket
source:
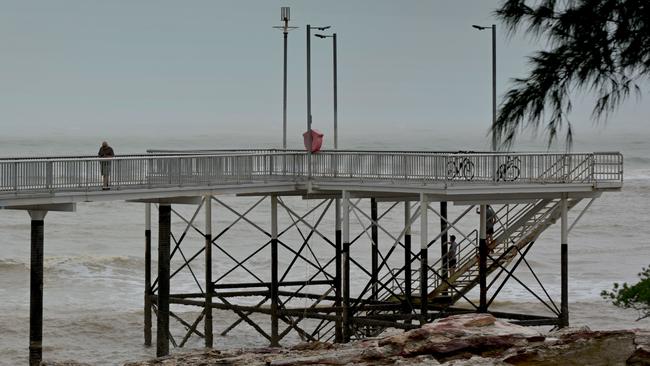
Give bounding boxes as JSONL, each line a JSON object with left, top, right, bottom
{"left": 476, "top": 205, "right": 497, "bottom": 246}
{"left": 98, "top": 141, "right": 115, "bottom": 189}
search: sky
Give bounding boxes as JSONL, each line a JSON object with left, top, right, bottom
{"left": 0, "top": 1, "right": 648, "bottom": 149}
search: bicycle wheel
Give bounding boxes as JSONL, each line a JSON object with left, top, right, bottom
{"left": 462, "top": 160, "right": 475, "bottom": 180}
{"left": 447, "top": 161, "right": 458, "bottom": 179}
{"left": 505, "top": 165, "right": 520, "bottom": 181}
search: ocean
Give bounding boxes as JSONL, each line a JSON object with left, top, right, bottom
{"left": 0, "top": 132, "right": 648, "bottom": 365}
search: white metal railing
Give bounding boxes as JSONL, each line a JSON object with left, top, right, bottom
{"left": 0, "top": 151, "right": 623, "bottom": 195}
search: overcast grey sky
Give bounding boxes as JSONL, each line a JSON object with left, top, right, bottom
{"left": 0, "top": 1, "right": 647, "bottom": 148}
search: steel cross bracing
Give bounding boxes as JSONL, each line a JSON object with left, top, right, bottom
{"left": 143, "top": 191, "right": 592, "bottom": 350}
{"left": 364, "top": 198, "right": 587, "bottom": 329}
{"left": 146, "top": 195, "right": 348, "bottom": 348}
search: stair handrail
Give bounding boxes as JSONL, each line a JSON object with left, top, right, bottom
{"left": 427, "top": 199, "right": 552, "bottom": 298}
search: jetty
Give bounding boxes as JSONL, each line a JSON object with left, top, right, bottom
{"left": 0, "top": 149, "right": 623, "bottom": 365}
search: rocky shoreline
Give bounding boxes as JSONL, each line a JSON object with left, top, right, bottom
{"left": 48, "top": 314, "right": 650, "bottom": 365}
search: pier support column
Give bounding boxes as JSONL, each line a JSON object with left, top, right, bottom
{"left": 371, "top": 198, "right": 378, "bottom": 301}
{"left": 341, "top": 191, "right": 351, "bottom": 342}
{"left": 440, "top": 202, "right": 448, "bottom": 286}
{"left": 270, "top": 195, "right": 279, "bottom": 347}
{"left": 204, "top": 197, "right": 214, "bottom": 347}
{"left": 560, "top": 195, "right": 569, "bottom": 327}
{"left": 334, "top": 198, "right": 342, "bottom": 343}
{"left": 157, "top": 204, "right": 171, "bottom": 357}
{"left": 144, "top": 203, "right": 152, "bottom": 346}
{"left": 29, "top": 210, "right": 46, "bottom": 366}
{"left": 479, "top": 204, "right": 488, "bottom": 312}
{"left": 419, "top": 193, "right": 428, "bottom": 325}
{"left": 404, "top": 202, "right": 412, "bottom": 323}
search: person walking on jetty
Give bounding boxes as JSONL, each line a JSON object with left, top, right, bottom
{"left": 447, "top": 235, "right": 459, "bottom": 274}
{"left": 476, "top": 205, "right": 497, "bottom": 247}
{"left": 98, "top": 141, "right": 115, "bottom": 190}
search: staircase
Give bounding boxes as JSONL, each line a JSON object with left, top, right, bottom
{"left": 380, "top": 198, "right": 581, "bottom": 307}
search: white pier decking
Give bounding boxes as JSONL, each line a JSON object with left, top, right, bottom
{"left": 0, "top": 150, "right": 623, "bottom": 207}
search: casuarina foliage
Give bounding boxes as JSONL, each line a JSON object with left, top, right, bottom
{"left": 602, "top": 266, "right": 650, "bottom": 321}
{"left": 494, "top": 0, "right": 650, "bottom": 147}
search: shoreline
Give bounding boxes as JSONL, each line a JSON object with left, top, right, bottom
{"left": 42, "top": 313, "right": 650, "bottom": 366}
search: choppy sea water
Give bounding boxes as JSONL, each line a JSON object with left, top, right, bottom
{"left": 0, "top": 133, "right": 649, "bottom": 365}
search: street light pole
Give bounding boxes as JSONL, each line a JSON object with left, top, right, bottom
{"left": 491, "top": 24, "right": 497, "bottom": 152}
{"left": 332, "top": 33, "right": 339, "bottom": 150}
{"left": 472, "top": 24, "right": 498, "bottom": 152}
{"left": 306, "top": 25, "right": 331, "bottom": 180}
{"left": 333, "top": 33, "right": 338, "bottom": 150}
{"left": 306, "top": 24, "right": 312, "bottom": 178}
{"left": 314, "top": 32, "right": 338, "bottom": 149}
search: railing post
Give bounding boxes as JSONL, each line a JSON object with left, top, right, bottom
{"left": 114, "top": 159, "right": 120, "bottom": 190}
{"left": 177, "top": 157, "right": 182, "bottom": 186}
{"left": 146, "top": 158, "right": 152, "bottom": 188}
{"left": 45, "top": 161, "right": 53, "bottom": 190}
{"left": 13, "top": 161, "right": 18, "bottom": 192}
{"left": 445, "top": 155, "right": 450, "bottom": 181}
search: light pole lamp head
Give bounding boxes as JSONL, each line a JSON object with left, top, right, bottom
{"left": 281, "top": 7, "right": 290, "bottom": 21}
{"left": 472, "top": 24, "right": 489, "bottom": 30}
{"left": 315, "top": 34, "right": 333, "bottom": 39}
{"left": 314, "top": 25, "right": 331, "bottom": 31}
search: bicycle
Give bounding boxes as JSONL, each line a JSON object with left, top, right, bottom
{"left": 496, "top": 156, "right": 521, "bottom": 181}
{"left": 447, "top": 155, "right": 475, "bottom": 180}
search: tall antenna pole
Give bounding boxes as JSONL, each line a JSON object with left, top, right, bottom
{"left": 273, "top": 7, "right": 297, "bottom": 149}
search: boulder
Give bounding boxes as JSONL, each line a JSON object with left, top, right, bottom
{"left": 378, "top": 313, "right": 540, "bottom": 359}
{"left": 122, "top": 314, "right": 650, "bottom": 366}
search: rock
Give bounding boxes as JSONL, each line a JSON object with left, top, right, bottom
{"left": 269, "top": 348, "right": 364, "bottom": 365}
{"left": 459, "top": 314, "right": 496, "bottom": 328}
{"left": 628, "top": 330, "right": 650, "bottom": 366}
{"left": 393, "top": 355, "right": 441, "bottom": 365}
{"left": 290, "top": 341, "right": 334, "bottom": 351}
{"left": 502, "top": 330, "right": 635, "bottom": 365}
{"left": 379, "top": 313, "right": 539, "bottom": 359}
{"left": 122, "top": 314, "right": 650, "bottom": 366}
{"left": 547, "top": 325, "right": 591, "bottom": 338}
{"left": 441, "top": 355, "right": 509, "bottom": 365}
{"left": 627, "top": 347, "right": 650, "bottom": 366}
{"left": 376, "top": 327, "right": 404, "bottom": 338}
